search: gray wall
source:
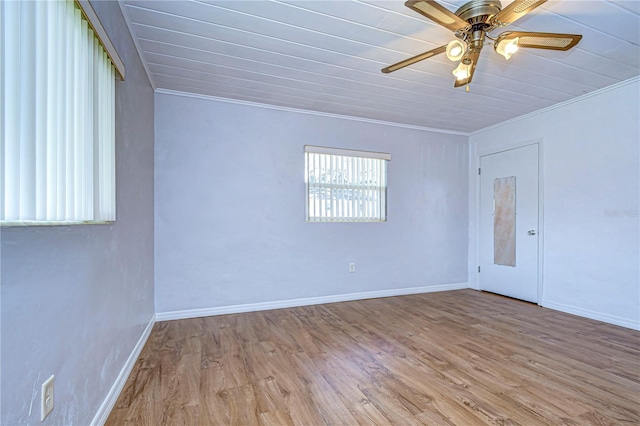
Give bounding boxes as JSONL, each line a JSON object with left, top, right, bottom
{"left": 0, "top": 1, "right": 155, "bottom": 424}
{"left": 469, "top": 79, "right": 639, "bottom": 329}
{"left": 155, "top": 92, "right": 469, "bottom": 314}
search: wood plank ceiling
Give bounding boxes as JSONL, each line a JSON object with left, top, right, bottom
{"left": 120, "top": 0, "right": 640, "bottom": 133}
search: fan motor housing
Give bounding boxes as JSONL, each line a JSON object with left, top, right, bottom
{"left": 455, "top": 0, "right": 502, "bottom": 26}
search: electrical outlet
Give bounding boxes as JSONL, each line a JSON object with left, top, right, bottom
{"left": 41, "top": 375, "right": 54, "bottom": 421}
{"left": 349, "top": 262, "right": 356, "bottom": 273}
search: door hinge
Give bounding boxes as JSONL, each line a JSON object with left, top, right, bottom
{"left": 478, "top": 266, "right": 481, "bottom": 273}
{"left": 478, "top": 168, "right": 481, "bottom": 175}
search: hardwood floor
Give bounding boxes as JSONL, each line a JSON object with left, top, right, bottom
{"left": 106, "top": 290, "right": 640, "bottom": 425}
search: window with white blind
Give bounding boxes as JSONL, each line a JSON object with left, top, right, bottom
{"left": 305, "top": 145, "right": 391, "bottom": 222}
{"left": 1, "top": 0, "right": 125, "bottom": 225}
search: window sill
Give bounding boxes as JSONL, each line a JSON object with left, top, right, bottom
{"left": 1, "top": 220, "right": 114, "bottom": 227}
{"left": 306, "top": 219, "right": 387, "bottom": 223}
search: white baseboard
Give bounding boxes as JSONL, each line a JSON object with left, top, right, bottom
{"left": 156, "top": 282, "right": 469, "bottom": 321}
{"left": 542, "top": 300, "right": 640, "bottom": 331}
{"left": 91, "top": 315, "right": 156, "bottom": 426}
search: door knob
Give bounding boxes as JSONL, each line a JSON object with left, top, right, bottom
{"left": 528, "top": 230, "right": 537, "bottom": 235}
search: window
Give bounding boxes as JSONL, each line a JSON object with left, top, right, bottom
{"left": 1, "top": 0, "right": 124, "bottom": 225}
{"left": 305, "top": 145, "right": 390, "bottom": 222}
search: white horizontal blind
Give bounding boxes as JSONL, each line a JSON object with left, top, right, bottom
{"left": 1, "top": 0, "right": 116, "bottom": 224}
{"left": 305, "top": 146, "right": 389, "bottom": 222}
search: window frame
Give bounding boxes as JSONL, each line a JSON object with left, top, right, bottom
{"left": 304, "top": 145, "right": 391, "bottom": 223}
{"left": 1, "top": 0, "right": 124, "bottom": 226}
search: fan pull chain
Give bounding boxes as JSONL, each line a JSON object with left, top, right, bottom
{"left": 466, "top": 84, "right": 470, "bottom": 93}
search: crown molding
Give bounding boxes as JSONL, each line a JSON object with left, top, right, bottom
{"left": 116, "top": 0, "right": 156, "bottom": 90}
{"left": 155, "top": 76, "right": 638, "bottom": 137}
{"left": 471, "top": 76, "right": 640, "bottom": 136}
{"left": 154, "top": 88, "right": 470, "bottom": 136}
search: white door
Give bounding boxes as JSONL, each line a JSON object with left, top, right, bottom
{"left": 479, "top": 144, "right": 539, "bottom": 303}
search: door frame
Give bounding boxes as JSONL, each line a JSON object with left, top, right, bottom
{"left": 472, "top": 139, "right": 545, "bottom": 305}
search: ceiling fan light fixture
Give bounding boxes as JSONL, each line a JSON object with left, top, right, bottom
{"left": 495, "top": 36, "right": 519, "bottom": 60}
{"left": 446, "top": 39, "right": 466, "bottom": 61}
{"left": 452, "top": 61, "right": 471, "bottom": 80}
{"left": 381, "top": 0, "right": 583, "bottom": 89}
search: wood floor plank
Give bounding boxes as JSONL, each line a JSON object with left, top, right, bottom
{"left": 259, "top": 409, "right": 295, "bottom": 426}
{"left": 106, "top": 290, "right": 640, "bottom": 425}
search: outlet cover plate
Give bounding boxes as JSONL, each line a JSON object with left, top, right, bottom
{"left": 41, "top": 375, "right": 54, "bottom": 421}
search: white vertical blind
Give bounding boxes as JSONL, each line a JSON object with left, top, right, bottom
{"left": 304, "top": 146, "right": 390, "bottom": 222}
{"left": 1, "top": 0, "right": 116, "bottom": 224}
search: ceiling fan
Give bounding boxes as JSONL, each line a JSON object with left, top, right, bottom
{"left": 382, "top": 0, "right": 582, "bottom": 89}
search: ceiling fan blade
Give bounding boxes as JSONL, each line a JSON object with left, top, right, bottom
{"left": 405, "top": 0, "right": 470, "bottom": 32}
{"left": 501, "top": 31, "right": 583, "bottom": 50}
{"left": 382, "top": 45, "right": 446, "bottom": 74}
{"left": 454, "top": 49, "right": 480, "bottom": 87}
{"left": 491, "top": 0, "right": 548, "bottom": 26}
